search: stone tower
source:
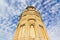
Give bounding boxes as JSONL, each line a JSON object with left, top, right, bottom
{"left": 12, "top": 6, "right": 49, "bottom": 40}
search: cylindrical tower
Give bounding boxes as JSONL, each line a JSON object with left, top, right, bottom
{"left": 12, "top": 6, "right": 49, "bottom": 40}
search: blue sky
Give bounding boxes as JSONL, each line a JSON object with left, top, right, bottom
{"left": 0, "top": 0, "right": 60, "bottom": 40}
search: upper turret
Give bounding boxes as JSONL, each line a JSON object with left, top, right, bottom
{"left": 21, "top": 6, "right": 40, "bottom": 17}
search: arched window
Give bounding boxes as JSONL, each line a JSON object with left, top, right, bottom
{"left": 30, "top": 24, "right": 35, "bottom": 38}
{"left": 30, "top": 24, "right": 34, "bottom": 28}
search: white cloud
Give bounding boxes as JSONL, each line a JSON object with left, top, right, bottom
{"left": 0, "top": 0, "right": 4, "bottom": 5}
{"left": 47, "top": 21, "right": 60, "bottom": 40}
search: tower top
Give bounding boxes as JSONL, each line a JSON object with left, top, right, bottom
{"left": 26, "top": 6, "right": 36, "bottom": 11}
{"left": 26, "top": 6, "right": 35, "bottom": 9}
{"left": 20, "top": 6, "right": 40, "bottom": 18}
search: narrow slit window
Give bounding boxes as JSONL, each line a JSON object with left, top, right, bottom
{"left": 39, "top": 24, "right": 43, "bottom": 28}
